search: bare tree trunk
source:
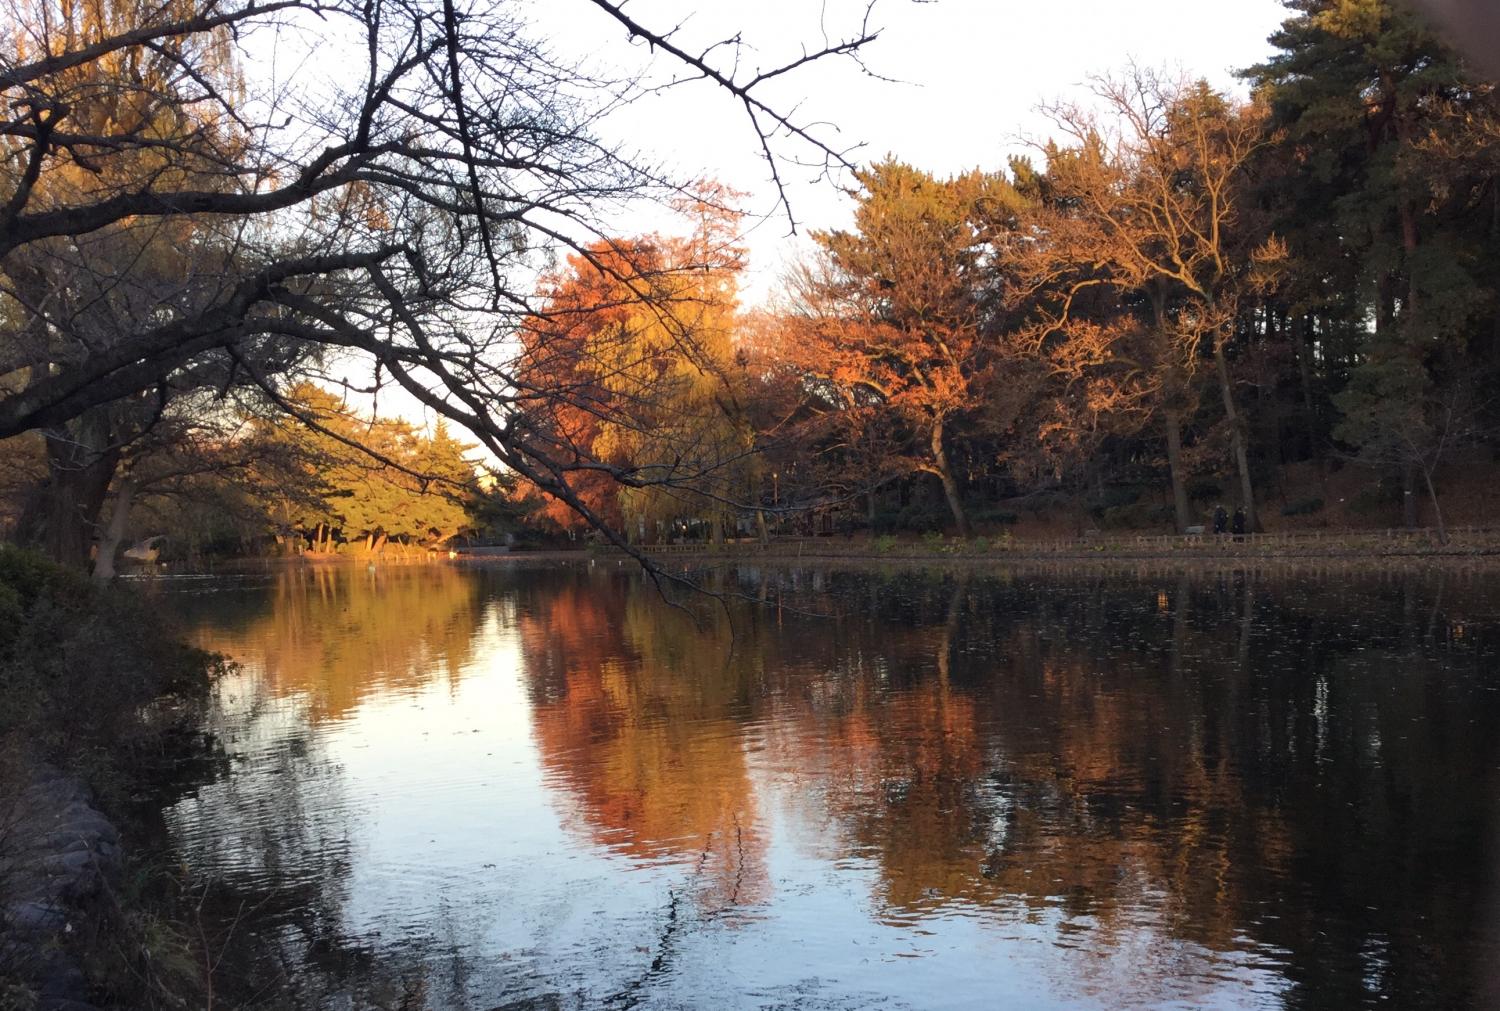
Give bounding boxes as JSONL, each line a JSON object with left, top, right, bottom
{"left": 752, "top": 472, "right": 770, "bottom": 546}
{"left": 16, "top": 410, "right": 122, "bottom": 569}
{"left": 92, "top": 476, "right": 135, "bottom": 582}
{"left": 1213, "top": 343, "right": 1258, "bottom": 532}
{"left": 1400, "top": 200, "right": 1420, "bottom": 324}
{"left": 1293, "top": 315, "right": 1329, "bottom": 495}
{"left": 1164, "top": 409, "right": 1192, "bottom": 534}
{"left": 931, "top": 417, "right": 970, "bottom": 538}
{"left": 1421, "top": 466, "right": 1448, "bottom": 545}
{"left": 1154, "top": 292, "right": 1193, "bottom": 535}
{"left": 1402, "top": 462, "right": 1419, "bottom": 529}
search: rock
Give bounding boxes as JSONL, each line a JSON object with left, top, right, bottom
{"left": 4, "top": 899, "right": 67, "bottom": 933}
{"left": 55, "top": 805, "right": 117, "bottom": 844}
{"left": 35, "top": 960, "right": 90, "bottom": 1004}
{"left": 43, "top": 850, "right": 96, "bottom": 875}
{"left": 0, "top": 762, "right": 117, "bottom": 1011}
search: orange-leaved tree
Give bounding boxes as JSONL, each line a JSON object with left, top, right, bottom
{"left": 779, "top": 160, "right": 1026, "bottom": 537}
{"left": 1020, "top": 70, "right": 1282, "bottom": 531}
{"left": 513, "top": 190, "right": 754, "bottom": 543}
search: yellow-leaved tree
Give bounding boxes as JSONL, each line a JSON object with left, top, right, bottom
{"left": 516, "top": 188, "right": 755, "bottom": 544}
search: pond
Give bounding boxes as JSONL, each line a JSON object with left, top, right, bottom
{"left": 157, "top": 561, "right": 1500, "bottom": 1009}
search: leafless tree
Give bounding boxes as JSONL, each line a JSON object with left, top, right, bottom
{"left": 0, "top": 0, "right": 889, "bottom": 565}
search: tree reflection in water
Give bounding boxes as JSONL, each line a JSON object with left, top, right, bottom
{"left": 519, "top": 577, "right": 770, "bottom": 917}
{"left": 183, "top": 563, "right": 484, "bottom": 721}
{"left": 167, "top": 564, "right": 489, "bottom": 1006}
{"left": 159, "top": 562, "right": 1500, "bottom": 1009}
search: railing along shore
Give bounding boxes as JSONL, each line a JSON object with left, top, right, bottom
{"left": 598, "top": 525, "right": 1500, "bottom": 561}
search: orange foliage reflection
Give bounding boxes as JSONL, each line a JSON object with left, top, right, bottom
{"left": 519, "top": 575, "right": 768, "bottom": 914}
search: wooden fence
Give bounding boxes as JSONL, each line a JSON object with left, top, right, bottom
{"left": 602, "top": 525, "right": 1500, "bottom": 561}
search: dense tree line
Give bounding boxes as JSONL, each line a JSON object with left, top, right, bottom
{"left": 4, "top": 0, "right": 1499, "bottom": 560}
{"left": 743, "top": 1, "right": 1500, "bottom": 543}
{"left": 0, "top": 0, "right": 879, "bottom": 569}
{"left": 508, "top": 0, "right": 1500, "bottom": 545}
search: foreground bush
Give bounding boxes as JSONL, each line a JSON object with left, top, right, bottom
{"left": 0, "top": 547, "right": 228, "bottom": 1007}
{"left": 0, "top": 546, "right": 226, "bottom": 786}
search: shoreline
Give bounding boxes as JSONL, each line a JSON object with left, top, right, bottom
{"left": 589, "top": 527, "right": 1500, "bottom": 568}
{"left": 145, "top": 527, "right": 1500, "bottom": 577}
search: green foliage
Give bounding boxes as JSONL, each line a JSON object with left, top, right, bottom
{"left": 874, "top": 534, "right": 897, "bottom": 554}
{"left": 252, "top": 385, "right": 480, "bottom": 551}
{"left": 921, "top": 530, "right": 945, "bottom": 550}
{"left": 1249, "top": 0, "right": 1495, "bottom": 491}
{"left": 0, "top": 546, "right": 90, "bottom": 642}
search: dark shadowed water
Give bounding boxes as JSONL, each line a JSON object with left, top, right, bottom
{"left": 156, "top": 561, "right": 1500, "bottom": 1009}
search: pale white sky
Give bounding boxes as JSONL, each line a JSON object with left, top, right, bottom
{"left": 288, "top": 0, "right": 1293, "bottom": 430}
{"left": 522, "top": 0, "right": 1293, "bottom": 304}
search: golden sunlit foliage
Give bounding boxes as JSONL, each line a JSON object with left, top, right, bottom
{"left": 514, "top": 191, "right": 758, "bottom": 544}
{"left": 250, "top": 384, "right": 478, "bottom": 553}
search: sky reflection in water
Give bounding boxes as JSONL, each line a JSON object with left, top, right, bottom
{"left": 160, "top": 562, "right": 1500, "bottom": 1009}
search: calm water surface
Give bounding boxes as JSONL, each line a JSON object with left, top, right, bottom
{"left": 157, "top": 562, "right": 1500, "bottom": 1009}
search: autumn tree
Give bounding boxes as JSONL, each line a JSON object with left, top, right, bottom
{"left": 88, "top": 395, "right": 290, "bottom": 578}
{"left": 0, "top": 0, "right": 284, "bottom": 565}
{"left": 735, "top": 307, "right": 911, "bottom": 531}
{"left": 244, "top": 384, "right": 476, "bottom": 554}
{"left": 514, "top": 193, "right": 753, "bottom": 544}
{"left": 779, "top": 160, "right": 1025, "bottom": 537}
{"left": 1020, "top": 72, "right": 1280, "bottom": 532}
{"left": 0, "top": 0, "right": 883, "bottom": 564}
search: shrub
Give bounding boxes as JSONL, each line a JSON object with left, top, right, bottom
{"left": 1282, "top": 497, "right": 1325, "bottom": 517}
{"left": 969, "top": 507, "right": 1019, "bottom": 526}
{"left": 1186, "top": 476, "right": 1223, "bottom": 502}
{"left": 874, "top": 534, "right": 898, "bottom": 554}
{"left": 0, "top": 546, "right": 225, "bottom": 786}
{"left": 1086, "top": 486, "right": 1141, "bottom": 519}
{"left": 921, "top": 530, "right": 945, "bottom": 550}
{"left": 1023, "top": 490, "right": 1070, "bottom": 518}
{"left": 900, "top": 505, "right": 948, "bottom": 533}
{"left": 1146, "top": 503, "right": 1178, "bottom": 527}
{"left": 1349, "top": 484, "right": 1395, "bottom": 516}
